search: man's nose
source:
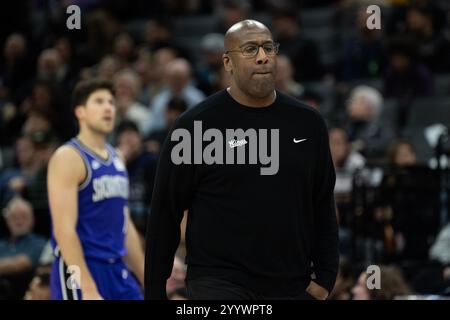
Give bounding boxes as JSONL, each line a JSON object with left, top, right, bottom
{"left": 255, "top": 46, "right": 268, "bottom": 65}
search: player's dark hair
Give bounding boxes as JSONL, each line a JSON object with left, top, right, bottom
{"left": 72, "top": 78, "right": 115, "bottom": 110}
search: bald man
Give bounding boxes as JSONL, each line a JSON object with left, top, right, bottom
{"left": 145, "top": 20, "right": 338, "bottom": 300}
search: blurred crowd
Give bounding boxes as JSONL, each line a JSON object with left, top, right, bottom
{"left": 1, "top": 0, "right": 450, "bottom": 300}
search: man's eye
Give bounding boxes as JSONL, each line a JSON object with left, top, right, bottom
{"left": 243, "top": 45, "right": 257, "bottom": 54}
{"left": 263, "top": 45, "right": 274, "bottom": 53}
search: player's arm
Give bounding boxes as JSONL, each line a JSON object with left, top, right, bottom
{"left": 123, "top": 208, "right": 145, "bottom": 287}
{"left": 47, "top": 146, "right": 103, "bottom": 300}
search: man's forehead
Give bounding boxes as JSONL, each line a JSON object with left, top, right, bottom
{"left": 233, "top": 30, "right": 273, "bottom": 45}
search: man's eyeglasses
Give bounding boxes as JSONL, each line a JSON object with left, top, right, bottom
{"left": 225, "top": 42, "right": 280, "bottom": 57}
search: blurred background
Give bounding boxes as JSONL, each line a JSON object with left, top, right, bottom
{"left": 1, "top": 0, "right": 450, "bottom": 300}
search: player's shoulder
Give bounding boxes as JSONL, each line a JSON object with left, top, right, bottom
{"left": 49, "top": 143, "right": 84, "bottom": 167}
{"left": 48, "top": 143, "right": 86, "bottom": 183}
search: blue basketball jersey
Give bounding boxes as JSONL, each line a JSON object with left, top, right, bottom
{"left": 51, "top": 138, "right": 129, "bottom": 262}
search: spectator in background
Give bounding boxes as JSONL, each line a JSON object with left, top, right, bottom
{"left": 275, "top": 54, "right": 324, "bottom": 111}
{"left": 374, "top": 139, "right": 416, "bottom": 260}
{"left": 144, "top": 19, "right": 174, "bottom": 51}
{"left": 403, "top": 6, "right": 450, "bottom": 73}
{"left": 387, "top": 0, "right": 448, "bottom": 46}
{"left": 330, "top": 127, "right": 366, "bottom": 182}
{"left": 23, "top": 264, "right": 51, "bottom": 300}
{"left": 85, "top": 9, "right": 121, "bottom": 63}
{"left": 31, "top": 81, "right": 75, "bottom": 142}
{"left": 329, "top": 127, "right": 366, "bottom": 204}
{"left": 146, "top": 97, "right": 187, "bottom": 155}
{"left": 345, "top": 85, "right": 393, "bottom": 159}
{"left": 383, "top": 38, "right": 434, "bottom": 128}
{"left": 196, "top": 33, "right": 226, "bottom": 96}
{"left": 409, "top": 223, "right": 450, "bottom": 296}
{"left": 329, "top": 126, "right": 365, "bottom": 257}
{"left": 275, "top": 54, "right": 304, "bottom": 100}
{"left": 0, "top": 197, "right": 47, "bottom": 299}
{"left": 379, "top": 140, "right": 431, "bottom": 262}
{"left": 352, "top": 265, "right": 413, "bottom": 300}
{"left": 53, "top": 37, "right": 78, "bottom": 84}
{"left": 4, "top": 79, "right": 76, "bottom": 145}
{"left": 430, "top": 222, "right": 450, "bottom": 266}
{"left": 116, "top": 121, "right": 157, "bottom": 235}
{"left": 387, "top": 139, "right": 417, "bottom": 167}
{"left": 338, "top": 6, "right": 387, "bottom": 82}
{"left": 113, "top": 32, "right": 136, "bottom": 68}
{"left": 0, "top": 33, "right": 33, "bottom": 105}
{"left": 0, "top": 136, "right": 41, "bottom": 210}
{"left": 216, "top": 0, "right": 250, "bottom": 34}
{"left": 36, "top": 49, "right": 65, "bottom": 84}
{"left": 8, "top": 79, "right": 75, "bottom": 144}
{"left": 272, "top": 7, "right": 324, "bottom": 81}
{"left": 142, "top": 47, "right": 178, "bottom": 106}
{"left": 21, "top": 112, "right": 52, "bottom": 137}
{"left": 26, "top": 131, "right": 60, "bottom": 237}
{"left": 134, "top": 48, "right": 154, "bottom": 105}
{"left": 97, "top": 55, "right": 121, "bottom": 79}
{"left": 149, "top": 58, "right": 205, "bottom": 133}
{"left": 80, "top": 54, "right": 121, "bottom": 81}
{"left": 114, "top": 69, "right": 153, "bottom": 136}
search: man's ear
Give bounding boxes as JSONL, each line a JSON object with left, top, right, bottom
{"left": 74, "top": 105, "right": 85, "bottom": 119}
{"left": 223, "top": 54, "right": 233, "bottom": 72}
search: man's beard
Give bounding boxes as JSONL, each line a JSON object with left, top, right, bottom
{"left": 239, "top": 76, "right": 275, "bottom": 99}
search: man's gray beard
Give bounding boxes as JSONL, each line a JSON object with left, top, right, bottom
{"left": 241, "top": 78, "right": 275, "bottom": 100}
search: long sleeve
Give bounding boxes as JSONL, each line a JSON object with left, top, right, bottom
{"left": 144, "top": 123, "right": 195, "bottom": 299}
{"left": 311, "top": 117, "right": 339, "bottom": 293}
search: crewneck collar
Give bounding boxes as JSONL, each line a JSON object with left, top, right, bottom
{"left": 225, "top": 88, "right": 278, "bottom": 113}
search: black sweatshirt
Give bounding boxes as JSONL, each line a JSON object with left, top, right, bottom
{"left": 145, "top": 89, "right": 339, "bottom": 299}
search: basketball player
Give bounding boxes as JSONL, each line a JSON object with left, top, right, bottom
{"left": 48, "top": 79, "right": 144, "bottom": 300}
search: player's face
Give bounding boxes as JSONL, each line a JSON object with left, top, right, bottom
{"left": 79, "top": 89, "right": 116, "bottom": 135}
{"left": 224, "top": 29, "right": 277, "bottom": 99}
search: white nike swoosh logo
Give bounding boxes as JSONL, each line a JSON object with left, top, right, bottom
{"left": 293, "top": 138, "right": 307, "bottom": 143}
